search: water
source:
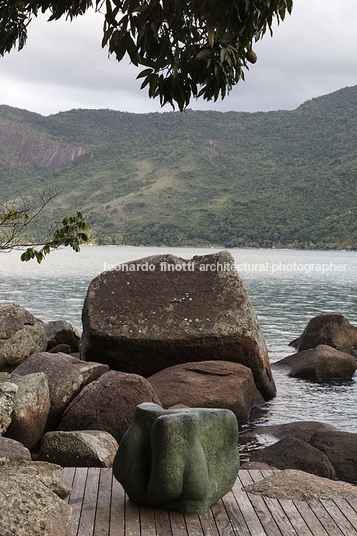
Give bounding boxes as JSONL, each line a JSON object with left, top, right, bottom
{"left": 1, "top": 246, "right": 356, "bottom": 434}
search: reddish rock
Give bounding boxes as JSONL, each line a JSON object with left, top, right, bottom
{"left": 310, "top": 430, "right": 357, "bottom": 483}
{"left": 44, "top": 320, "right": 81, "bottom": 353}
{"left": 12, "top": 352, "right": 109, "bottom": 429}
{"left": 272, "top": 344, "right": 357, "bottom": 382}
{"left": 80, "top": 250, "right": 276, "bottom": 400}
{"left": 58, "top": 370, "right": 162, "bottom": 443}
{"left": 148, "top": 360, "right": 264, "bottom": 422}
{"left": 290, "top": 314, "right": 357, "bottom": 356}
{"left": 250, "top": 436, "right": 336, "bottom": 479}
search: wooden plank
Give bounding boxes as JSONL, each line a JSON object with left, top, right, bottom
{"left": 169, "top": 510, "right": 189, "bottom": 536}
{"left": 320, "top": 499, "right": 357, "bottom": 536}
{"left": 199, "top": 508, "right": 220, "bottom": 536}
{"left": 231, "top": 473, "right": 266, "bottom": 536}
{"left": 278, "top": 499, "right": 313, "bottom": 536}
{"left": 333, "top": 498, "right": 357, "bottom": 529}
{"left": 238, "top": 471, "right": 281, "bottom": 536}
{"left": 293, "top": 501, "right": 329, "bottom": 536}
{"left": 184, "top": 512, "right": 204, "bottom": 536}
{"left": 109, "top": 476, "right": 125, "bottom": 536}
{"left": 154, "top": 508, "right": 173, "bottom": 536}
{"left": 77, "top": 467, "right": 100, "bottom": 536}
{"left": 221, "top": 490, "right": 251, "bottom": 536}
{"left": 66, "top": 467, "right": 89, "bottom": 536}
{"left": 139, "top": 505, "right": 156, "bottom": 536}
{"left": 210, "top": 498, "right": 235, "bottom": 535}
{"left": 94, "top": 468, "right": 112, "bottom": 536}
{"left": 249, "top": 470, "right": 298, "bottom": 536}
{"left": 307, "top": 500, "right": 345, "bottom": 536}
{"left": 125, "top": 495, "right": 141, "bottom": 536}
{"left": 263, "top": 496, "right": 299, "bottom": 535}
{"left": 63, "top": 466, "right": 76, "bottom": 491}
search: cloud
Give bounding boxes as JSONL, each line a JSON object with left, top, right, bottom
{"left": 1, "top": 0, "right": 357, "bottom": 116}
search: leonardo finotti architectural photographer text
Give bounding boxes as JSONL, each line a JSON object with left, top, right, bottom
{"left": 103, "top": 261, "right": 348, "bottom": 274}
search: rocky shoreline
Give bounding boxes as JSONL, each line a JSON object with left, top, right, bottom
{"left": 1, "top": 250, "right": 357, "bottom": 534}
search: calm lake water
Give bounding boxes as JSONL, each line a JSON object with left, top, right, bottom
{"left": 1, "top": 246, "right": 356, "bottom": 436}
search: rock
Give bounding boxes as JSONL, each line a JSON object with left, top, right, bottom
{"left": 250, "top": 436, "right": 336, "bottom": 479}
{"left": 148, "top": 360, "right": 264, "bottom": 422}
{"left": 0, "top": 381, "right": 18, "bottom": 435}
{"left": 250, "top": 420, "right": 338, "bottom": 443}
{"left": 272, "top": 344, "right": 357, "bottom": 381}
{"left": 290, "top": 313, "right": 357, "bottom": 356}
{"left": 1, "top": 459, "right": 72, "bottom": 499}
{"left": 114, "top": 402, "right": 240, "bottom": 514}
{"left": 240, "top": 461, "right": 278, "bottom": 471}
{"left": 47, "top": 343, "right": 72, "bottom": 354}
{"left": 0, "top": 303, "right": 47, "bottom": 371}
{"left": 12, "top": 352, "right": 109, "bottom": 429}
{"left": 38, "top": 430, "right": 119, "bottom": 467}
{"left": 310, "top": 430, "right": 357, "bottom": 483}
{"left": 44, "top": 320, "right": 81, "bottom": 353}
{"left": 58, "top": 370, "right": 162, "bottom": 443}
{"left": 242, "top": 469, "right": 357, "bottom": 500}
{"left": 0, "top": 436, "right": 31, "bottom": 463}
{"left": 0, "top": 460, "right": 72, "bottom": 535}
{"left": 4, "top": 373, "right": 50, "bottom": 448}
{"left": 80, "top": 250, "right": 275, "bottom": 400}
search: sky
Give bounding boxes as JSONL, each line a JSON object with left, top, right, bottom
{"left": 1, "top": 0, "right": 357, "bottom": 117}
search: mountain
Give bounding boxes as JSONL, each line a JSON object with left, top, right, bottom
{"left": 1, "top": 85, "right": 357, "bottom": 249}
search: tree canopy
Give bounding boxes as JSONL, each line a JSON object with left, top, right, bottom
{"left": 0, "top": 0, "right": 293, "bottom": 111}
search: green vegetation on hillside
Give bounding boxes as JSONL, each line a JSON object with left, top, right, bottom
{"left": 1, "top": 85, "right": 357, "bottom": 250}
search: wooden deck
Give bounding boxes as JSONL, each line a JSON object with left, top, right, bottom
{"left": 63, "top": 467, "right": 357, "bottom": 536}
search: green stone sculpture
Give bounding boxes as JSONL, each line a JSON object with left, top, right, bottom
{"left": 113, "top": 403, "right": 240, "bottom": 514}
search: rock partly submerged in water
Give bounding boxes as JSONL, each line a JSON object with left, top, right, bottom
{"left": 290, "top": 313, "right": 357, "bottom": 356}
{"left": 249, "top": 435, "right": 336, "bottom": 479}
{"left": 80, "top": 250, "right": 276, "bottom": 400}
{"left": 272, "top": 344, "right": 357, "bottom": 382}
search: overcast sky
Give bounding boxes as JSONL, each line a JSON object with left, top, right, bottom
{"left": 1, "top": 0, "right": 357, "bottom": 116}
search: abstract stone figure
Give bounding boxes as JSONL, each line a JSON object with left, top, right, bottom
{"left": 113, "top": 403, "right": 240, "bottom": 514}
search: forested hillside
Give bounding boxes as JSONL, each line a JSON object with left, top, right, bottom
{"left": 1, "top": 85, "right": 357, "bottom": 249}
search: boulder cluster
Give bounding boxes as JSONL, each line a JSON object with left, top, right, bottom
{"left": 1, "top": 252, "right": 357, "bottom": 532}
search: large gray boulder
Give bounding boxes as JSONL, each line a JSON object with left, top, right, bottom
{"left": 58, "top": 370, "right": 162, "bottom": 443}
{"left": 12, "top": 352, "right": 109, "bottom": 429}
{"left": 310, "top": 430, "right": 357, "bottom": 483}
{"left": 0, "top": 303, "right": 47, "bottom": 371}
{"left": 114, "top": 403, "right": 240, "bottom": 514}
{"left": 148, "top": 360, "right": 264, "bottom": 422}
{"left": 0, "top": 460, "right": 72, "bottom": 536}
{"left": 80, "top": 250, "right": 276, "bottom": 400}
{"left": 290, "top": 313, "right": 357, "bottom": 356}
{"left": 4, "top": 372, "right": 50, "bottom": 448}
{"left": 38, "top": 430, "right": 119, "bottom": 467}
{"left": 272, "top": 344, "right": 357, "bottom": 382}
